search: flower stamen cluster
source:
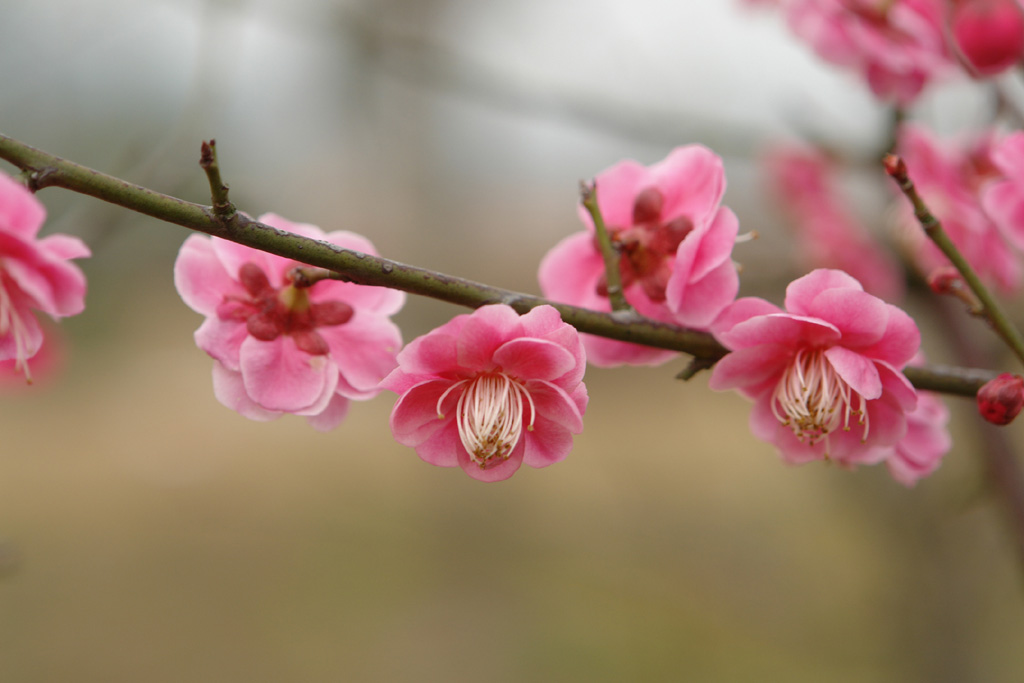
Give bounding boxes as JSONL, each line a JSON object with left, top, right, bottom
{"left": 771, "top": 347, "right": 869, "bottom": 450}
{"left": 437, "top": 372, "right": 537, "bottom": 468}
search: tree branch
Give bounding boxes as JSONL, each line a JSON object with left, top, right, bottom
{"left": 0, "top": 131, "right": 999, "bottom": 396}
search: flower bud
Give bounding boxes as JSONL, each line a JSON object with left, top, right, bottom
{"left": 977, "top": 373, "right": 1024, "bottom": 425}
{"left": 951, "top": 0, "right": 1024, "bottom": 78}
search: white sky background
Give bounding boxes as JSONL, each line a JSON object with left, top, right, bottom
{"left": 0, "top": 0, "right": 1001, "bottom": 289}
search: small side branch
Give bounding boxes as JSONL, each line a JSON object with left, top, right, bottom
{"left": 199, "top": 139, "right": 234, "bottom": 219}
{"left": 884, "top": 153, "right": 1024, "bottom": 368}
{"left": 580, "top": 180, "right": 632, "bottom": 313}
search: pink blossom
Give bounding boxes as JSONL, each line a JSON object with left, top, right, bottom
{"left": 884, "top": 391, "right": 951, "bottom": 485}
{"left": 981, "top": 131, "right": 1024, "bottom": 253}
{"left": 764, "top": 144, "right": 904, "bottom": 302}
{"left": 784, "top": 0, "right": 954, "bottom": 105}
{"left": 538, "top": 145, "right": 739, "bottom": 367}
{"left": 895, "top": 125, "right": 1022, "bottom": 294}
{"left": 382, "top": 304, "right": 588, "bottom": 482}
{"left": 173, "top": 214, "right": 405, "bottom": 430}
{"left": 709, "top": 269, "right": 920, "bottom": 466}
{"left": 0, "top": 171, "right": 89, "bottom": 382}
{"left": 950, "top": 0, "right": 1024, "bottom": 77}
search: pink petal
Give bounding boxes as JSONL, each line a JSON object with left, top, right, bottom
{"left": 650, "top": 145, "right": 726, "bottom": 226}
{"left": 856, "top": 305, "right": 921, "bottom": 368}
{"left": 824, "top": 346, "right": 882, "bottom": 400}
{"left": 211, "top": 362, "right": 281, "bottom": 422}
{"left": 587, "top": 160, "right": 649, "bottom": 228}
{"left": 670, "top": 259, "right": 740, "bottom": 329}
{"left": 389, "top": 378, "right": 459, "bottom": 450}
{"left": 456, "top": 305, "right": 521, "bottom": 370}
{"left": 38, "top": 234, "right": 91, "bottom": 261}
{"left": 239, "top": 336, "right": 335, "bottom": 412}
{"left": 3, "top": 253, "right": 86, "bottom": 318}
{"left": 805, "top": 287, "right": 889, "bottom": 348}
{"left": 493, "top": 338, "right": 576, "bottom": 381}
{"left": 582, "top": 334, "right": 679, "bottom": 368}
{"left": 525, "top": 379, "right": 586, "bottom": 434}
{"left": 538, "top": 231, "right": 607, "bottom": 309}
{"left": 718, "top": 313, "right": 841, "bottom": 351}
{"left": 415, "top": 420, "right": 464, "bottom": 468}
{"left": 211, "top": 236, "right": 282, "bottom": 287}
{"left": 305, "top": 393, "right": 351, "bottom": 432}
{"left": 194, "top": 317, "right": 248, "bottom": 370}
{"left": 174, "top": 235, "right": 243, "bottom": 316}
{"left": 0, "top": 173, "right": 45, "bottom": 239}
{"left": 522, "top": 412, "right": 575, "bottom": 468}
{"left": 708, "top": 344, "right": 789, "bottom": 392}
{"left": 783, "top": 269, "right": 863, "bottom": 316}
{"left": 456, "top": 437, "right": 526, "bottom": 482}
{"left": 710, "top": 297, "right": 783, "bottom": 339}
{"left": 318, "top": 311, "right": 402, "bottom": 393}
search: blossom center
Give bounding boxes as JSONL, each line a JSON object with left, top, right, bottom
{"left": 0, "top": 274, "right": 33, "bottom": 382}
{"left": 770, "top": 347, "right": 869, "bottom": 450}
{"left": 437, "top": 372, "right": 536, "bottom": 469}
{"left": 595, "top": 187, "right": 693, "bottom": 303}
{"left": 217, "top": 262, "right": 353, "bottom": 355}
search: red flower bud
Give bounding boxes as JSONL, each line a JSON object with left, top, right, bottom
{"left": 977, "top": 373, "right": 1024, "bottom": 425}
{"left": 927, "top": 265, "right": 964, "bottom": 295}
{"left": 952, "top": 0, "right": 1024, "bottom": 78}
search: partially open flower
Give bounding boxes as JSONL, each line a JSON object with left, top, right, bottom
{"left": 539, "top": 145, "right": 738, "bottom": 367}
{"left": 382, "top": 305, "right": 588, "bottom": 482}
{"left": 977, "top": 372, "right": 1024, "bottom": 425}
{"left": 710, "top": 269, "right": 920, "bottom": 467}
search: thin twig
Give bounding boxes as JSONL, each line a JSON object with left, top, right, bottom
{"left": 579, "top": 181, "right": 632, "bottom": 313}
{"left": 884, "top": 153, "right": 1024, "bottom": 368}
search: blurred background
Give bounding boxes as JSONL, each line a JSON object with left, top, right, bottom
{"left": 1, "top": 1, "right": 1023, "bottom": 681}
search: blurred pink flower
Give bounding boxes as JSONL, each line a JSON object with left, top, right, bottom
{"left": 539, "top": 145, "right": 739, "bottom": 367}
{"left": 382, "top": 305, "right": 588, "bottom": 482}
{"left": 981, "top": 131, "right": 1024, "bottom": 253}
{"left": 883, "top": 391, "right": 951, "bottom": 485}
{"left": 765, "top": 144, "right": 904, "bottom": 302}
{"left": 950, "top": 0, "right": 1024, "bottom": 77}
{"left": 895, "top": 125, "right": 1022, "bottom": 294}
{"left": 785, "top": 0, "right": 953, "bottom": 104}
{"left": 174, "top": 213, "right": 405, "bottom": 431}
{"left": 0, "top": 171, "right": 89, "bottom": 382}
{"left": 709, "top": 269, "right": 920, "bottom": 467}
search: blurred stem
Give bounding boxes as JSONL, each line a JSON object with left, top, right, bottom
{"left": 580, "top": 181, "right": 632, "bottom": 313}
{"left": 885, "top": 154, "right": 1024, "bottom": 368}
{"left": 0, "top": 131, "right": 999, "bottom": 396}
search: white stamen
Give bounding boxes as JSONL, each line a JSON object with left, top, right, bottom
{"left": 0, "top": 277, "right": 33, "bottom": 383}
{"left": 770, "top": 348, "right": 868, "bottom": 455}
{"left": 437, "top": 372, "right": 535, "bottom": 469}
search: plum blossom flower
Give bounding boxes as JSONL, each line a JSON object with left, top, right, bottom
{"left": 0, "top": 170, "right": 89, "bottom": 382}
{"left": 382, "top": 304, "right": 588, "bottom": 482}
{"left": 784, "top": 0, "right": 954, "bottom": 105}
{"left": 764, "top": 144, "right": 904, "bottom": 302}
{"left": 539, "top": 145, "right": 739, "bottom": 367}
{"left": 895, "top": 125, "right": 1022, "bottom": 294}
{"left": 173, "top": 213, "right": 405, "bottom": 431}
{"left": 709, "top": 269, "right": 920, "bottom": 467}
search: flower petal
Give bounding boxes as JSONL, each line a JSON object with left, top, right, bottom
{"left": 824, "top": 345, "right": 882, "bottom": 400}
{"left": 784, "top": 269, "right": 863, "bottom": 316}
{"left": 239, "top": 336, "right": 334, "bottom": 412}
{"left": 493, "top": 338, "right": 576, "bottom": 381}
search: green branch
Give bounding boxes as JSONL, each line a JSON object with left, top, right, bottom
{"left": 0, "top": 131, "right": 999, "bottom": 396}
